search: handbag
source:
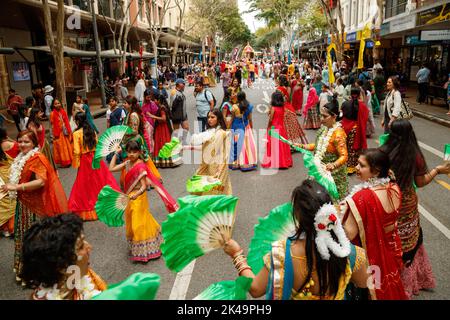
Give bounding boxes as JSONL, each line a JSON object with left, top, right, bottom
{"left": 398, "top": 98, "right": 414, "bottom": 120}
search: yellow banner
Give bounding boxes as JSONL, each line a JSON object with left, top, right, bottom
{"left": 358, "top": 22, "right": 371, "bottom": 69}
{"left": 327, "top": 43, "right": 337, "bottom": 84}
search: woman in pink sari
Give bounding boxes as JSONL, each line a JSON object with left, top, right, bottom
{"left": 109, "top": 140, "right": 163, "bottom": 262}
{"left": 303, "top": 80, "right": 321, "bottom": 130}
{"left": 141, "top": 89, "right": 158, "bottom": 156}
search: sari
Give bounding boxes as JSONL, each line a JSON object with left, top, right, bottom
{"left": 303, "top": 88, "right": 320, "bottom": 129}
{"left": 82, "top": 104, "right": 99, "bottom": 133}
{"left": 265, "top": 238, "right": 366, "bottom": 300}
{"left": 120, "top": 162, "right": 163, "bottom": 262}
{"left": 277, "top": 86, "right": 308, "bottom": 146}
{"left": 191, "top": 128, "right": 232, "bottom": 195}
{"left": 50, "top": 108, "right": 73, "bottom": 167}
{"left": 304, "top": 127, "right": 349, "bottom": 200}
{"left": 14, "top": 153, "right": 68, "bottom": 274}
{"left": 341, "top": 101, "right": 369, "bottom": 174}
{"left": 0, "top": 142, "right": 19, "bottom": 234}
{"left": 343, "top": 185, "right": 408, "bottom": 300}
{"left": 290, "top": 79, "right": 304, "bottom": 113}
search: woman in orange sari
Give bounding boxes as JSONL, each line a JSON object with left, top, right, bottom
{"left": 50, "top": 99, "right": 73, "bottom": 167}
{"left": 1, "top": 130, "right": 68, "bottom": 281}
{"left": 340, "top": 149, "right": 407, "bottom": 300}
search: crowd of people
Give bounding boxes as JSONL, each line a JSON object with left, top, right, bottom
{"left": 0, "top": 55, "right": 449, "bottom": 301}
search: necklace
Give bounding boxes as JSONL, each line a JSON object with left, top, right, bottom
{"left": 314, "top": 122, "right": 341, "bottom": 164}
{"left": 34, "top": 274, "right": 101, "bottom": 300}
{"left": 345, "top": 177, "right": 391, "bottom": 201}
{"left": 8, "top": 147, "right": 40, "bottom": 199}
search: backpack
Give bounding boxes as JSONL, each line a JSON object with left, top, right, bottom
{"left": 204, "top": 89, "right": 217, "bottom": 107}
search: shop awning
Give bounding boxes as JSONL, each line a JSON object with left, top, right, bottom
{"left": 16, "top": 45, "right": 98, "bottom": 58}
{"left": 0, "top": 47, "right": 15, "bottom": 54}
{"left": 101, "top": 49, "right": 154, "bottom": 59}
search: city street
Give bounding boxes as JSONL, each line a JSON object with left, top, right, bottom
{"left": 1, "top": 78, "right": 449, "bottom": 300}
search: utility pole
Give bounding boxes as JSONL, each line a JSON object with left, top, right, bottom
{"left": 90, "top": 0, "right": 106, "bottom": 108}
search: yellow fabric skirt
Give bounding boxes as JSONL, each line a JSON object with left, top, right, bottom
{"left": 53, "top": 134, "right": 73, "bottom": 167}
{"left": 125, "top": 191, "right": 162, "bottom": 262}
{"left": 0, "top": 164, "right": 16, "bottom": 229}
{"left": 145, "top": 158, "right": 162, "bottom": 182}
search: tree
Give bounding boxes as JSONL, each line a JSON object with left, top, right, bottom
{"left": 317, "top": 0, "right": 345, "bottom": 61}
{"left": 145, "top": 0, "right": 177, "bottom": 76}
{"left": 298, "top": 2, "right": 327, "bottom": 41}
{"left": 98, "top": 0, "right": 144, "bottom": 75}
{"left": 42, "top": 0, "right": 66, "bottom": 106}
{"left": 171, "top": 0, "right": 196, "bottom": 64}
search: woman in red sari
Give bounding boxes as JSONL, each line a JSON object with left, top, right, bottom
{"left": 340, "top": 87, "right": 369, "bottom": 175}
{"left": 261, "top": 91, "right": 293, "bottom": 169}
{"left": 50, "top": 99, "right": 73, "bottom": 168}
{"left": 109, "top": 140, "right": 163, "bottom": 262}
{"left": 340, "top": 149, "right": 407, "bottom": 300}
{"left": 277, "top": 75, "right": 308, "bottom": 148}
{"left": 291, "top": 72, "right": 304, "bottom": 115}
{"left": 1, "top": 130, "right": 68, "bottom": 281}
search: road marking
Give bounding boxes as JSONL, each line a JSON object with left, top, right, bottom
{"left": 262, "top": 91, "right": 270, "bottom": 104}
{"left": 436, "top": 179, "right": 450, "bottom": 191}
{"left": 169, "top": 260, "right": 196, "bottom": 300}
{"left": 419, "top": 204, "right": 450, "bottom": 240}
{"left": 418, "top": 141, "right": 444, "bottom": 159}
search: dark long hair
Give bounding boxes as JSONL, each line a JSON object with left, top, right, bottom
{"left": 20, "top": 214, "right": 83, "bottom": 288}
{"left": 237, "top": 91, "right": 249, "bottom": 115}
{"left": 74, "top": 111, "right": 96, "bottom": 151}
{"left": 380, "top": 119, "right": 427, "bottom": 190}
{"left": 221, "top": 89, "right": 231, "bottom": 107}
{"left": 207, "top": 109, "right": 227, "bottom": 130}
{"left": 125, "top": 95, "right": 144, "bottom": 135}
{"left": 26, "top": 107, "right": 42, "bottom": 130}
{"left": 157, "top": 94, "right": 173, "bottom": 134}
{"left": 271, "top": 91, "right": 285, "bottom": 107}
{"left": 342, "top": 87, "right": 360, "bottom": 121}
{"left": 290, "top": 179, "right": 348, "bottom": 298}
{"left": 361, "top": 148, "right": 390, "bottom": 178}
{"left": 323, "top": 93, "right": 340, "bottom": 119}
{"left": 278, "top": 74, "right": 290, "bottom": 87}
{"left": 0, "top": 128, "right": 8, "bottom": 161}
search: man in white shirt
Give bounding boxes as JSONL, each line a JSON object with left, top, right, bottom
{"left": 134, "top": 75, "right": 146, "bottom": 105}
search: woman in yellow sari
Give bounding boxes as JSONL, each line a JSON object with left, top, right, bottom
{"left": 221, "top": 180, "right": 370, "bottom": 300}
{"left": 109, "top": 140, "right": 162, "bottom": 262}
{"left": 187, "top": 109, "right": 232, "bottom": 195}
{"left": 0, "top": 128, "right": 19, "bottom": 237}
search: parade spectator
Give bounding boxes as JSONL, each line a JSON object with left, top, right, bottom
{"left": 117, "top": 78, "right": 129, "bottom": 103}
{"left": 194, "top": 80, "right": 214, "bottom": 132}
{"left": 373, "top": 69, "right": 386, "bottom": 102}
{"left": 20, "top": 214, "right": 106, "bottom": 299}
{"left": 134, "top": 74, "right": 147, "bottom": 105}
{"left": 6, "top": 89, "right": 23, "bottom": 132}
{"left": 106, "top": 97, "right": 126, "bottom": 129}
{"left": 372, "top": 59, "right": 383, "bottom": 74}
{"left": 43, "top": 85, "right": 55, "bottom": 119}
{"left": 416, "top": 63, "right": 431, "bottom": 104}
{"left": 220, "top": 67, "right": 232, "bottom": 95}
{"left": 381, "top": 76, "right": 402, "bottom": 133}
{"left": 171, "top": 79, "right": 189, "bottom": 132}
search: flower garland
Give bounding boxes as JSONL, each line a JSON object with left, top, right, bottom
{"left": 314, "top": 203, "right": 351, "bottom": 260}
{"left": 34, "top": 274, "right": 101, "bottom": 300}
{"left": 314, "top": 122, "right": 342, "bottom": 163}
{"left": 345, "top": 177, "right": 391, "bottom": 201}
{"left": 8, "top": 147, "right": 40, "bottom": 199}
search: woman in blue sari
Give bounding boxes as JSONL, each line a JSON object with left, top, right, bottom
{"left": 228, "top": 91, "right": 257, "bottom": 171}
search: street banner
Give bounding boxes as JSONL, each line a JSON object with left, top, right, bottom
{"left": 327, "top": 43, "right": 336, "bottom": 84}
{"left": 358, "top": 22, "right": 372, "bottom": 69}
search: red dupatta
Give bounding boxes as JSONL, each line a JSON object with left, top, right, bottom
{"left": 122, "top": 160, "right": 179, "bottom": 213}
{"left": 345, "top": 186, "right": 407, "bottom": 300}
{"left": 340, "top": 101, "right": 369, "bottom": 150}
{"left": 51, "top": 108, "right": 72, "bottom": 138}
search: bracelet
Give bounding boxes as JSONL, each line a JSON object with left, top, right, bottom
{"left": 238, "top": 266, "right": 252, "bottom": 275}
{"left": 434, "top": 167, "right": 440, "bottom": 175}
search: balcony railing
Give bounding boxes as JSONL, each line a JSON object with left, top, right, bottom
{"left": 385, "top": 0, "right": 408, "bottom": 19}
{"left": 415, "top": 0, "right": 439, "bottom": 9}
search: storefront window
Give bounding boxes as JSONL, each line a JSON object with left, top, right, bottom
{"left": 385, "top": 0, "right": 407, "bottom": 19}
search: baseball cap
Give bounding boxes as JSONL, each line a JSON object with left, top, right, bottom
{"left": 175, "top": 78, "right": 185, "bottom": 85}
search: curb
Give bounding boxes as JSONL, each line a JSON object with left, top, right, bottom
{"left": 410, "top": 107, "right": 450, "bottom": 129}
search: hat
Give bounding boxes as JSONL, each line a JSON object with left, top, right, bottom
{"left": 44, "top": 85, "right": 54, "bottom": 94}
{"left": 175, "top": 78, "right": 185, "bottom": 85}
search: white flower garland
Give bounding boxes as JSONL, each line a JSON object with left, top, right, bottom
{"left": 313, "top": 123, "right": 342, "bottom": 181}
{"left": 314, "top": 203, "right": 351, "bottom": 260}
{"left": 35, "top": 274, "right": 101, "bottom": 300}
{"left": 8, "top": 147, "right": 40, "bottom": 199}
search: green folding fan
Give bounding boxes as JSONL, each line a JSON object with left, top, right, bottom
{"left": 95, "top": 185, "right": 129, "bottom": 227}
{"left": 193, "top": 276, "right": 253, "bottom": 300}
{"left": 186, "top": 175, "right": 222, "bottom": 193}
{"left": 247, "top": 202, "right": 296, "bottom": 274}
{"left": 268, "top": 127, "right": 339, "bottom": 200}
{"left": 158, "top": 137, "right": 182, "bottom": 159}
{"left": 92, "top": 125, "right": 132, "bottom": 169}
{"left": 379, "top": 133, "right": 389, "bottom": 146}
{"left": 161, "top": 195, "right": 239, "bottom": 272}
{"left": 92, "top": 273, "right": 160, "bottom": 300}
